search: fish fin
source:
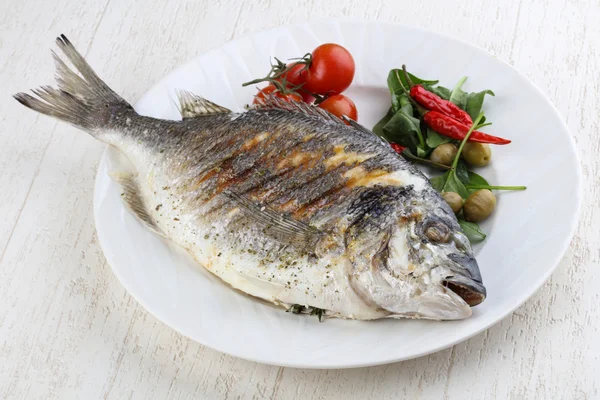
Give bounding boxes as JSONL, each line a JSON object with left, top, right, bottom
{"left": 14, "top": 35, "right": 133, "bottom": 136}
{"left": 251, "top": 95, "right": 346, "bottom": 126}
{"left": 341, "top": 116, "right": 390, "bottom": 146}
{"left": 109, "top": 172, "right": 165, "bottom": 236}
{"left": 176, "top": 90, "right": 231, "bottom": 118}
{"left": 224, "top": 190, "right": 322, "bottom": 249}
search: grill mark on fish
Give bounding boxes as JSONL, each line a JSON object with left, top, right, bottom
{"left": 192, "top": 131, "right": 307, "bottom": 208}
{"left": 276, "top": 149, "right": 324, "bottom": 170}
{"left": 177, "top": 129, "right": 278, "bottom": 205}
{"left": 182, "top": 116, "right": 338, "bottom": 211}
{"left": 324, "top": 144, "right": 375, "bottom": 170}
{"left": 175, "top": 135, "right": 241, "bottom": 186}
{"left": 198, "top": 152, "right": 337, "bottom": 221}
{"left": 179, "top": 123, "right": 399, "bottom": 225}
{"left": 205, "top": 143, "right": 391, "bottom": 223}
{"left": 292, "top": 184, "right": 352, "bottom": 220}
{"left": 241, "top": 131, "right": 271, "bottom": 150}
{"left": 205, "top": 128, "right": 323, "bottom": 197}
{"left": 344, "top": 167, "right": 392, "bottom": 188}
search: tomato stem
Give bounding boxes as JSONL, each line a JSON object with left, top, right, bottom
{"left": 241, "top": 57, "right": 287, "bottom": 87}
{"left": 287, "top": 53, "right": 313, "bottom": 69}
{"left": 242, "top": 54, "right": 318, "bottom": 99}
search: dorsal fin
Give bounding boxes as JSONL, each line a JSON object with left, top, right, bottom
{"left": 251, "top": 95, "right": 345, "bottom": 126}
{"left": 341, "top": 115, "right": 390, "bottom": 146}
{"left": 176, "top": 90, "right": 231, "bottom": 118}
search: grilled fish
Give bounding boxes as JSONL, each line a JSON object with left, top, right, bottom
{"left": 14, "top": 35, "right": 486, "bottom": 320}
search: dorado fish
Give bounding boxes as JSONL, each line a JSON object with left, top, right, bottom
{"left": 15, "top": 35, "right": 486, "bottom": 320}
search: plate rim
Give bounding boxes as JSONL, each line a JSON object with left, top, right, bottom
{"left": 93, "top": 19, "right": 582, "bottom": 369}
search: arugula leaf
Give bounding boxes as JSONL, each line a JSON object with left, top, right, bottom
{"left": 449, "top": 76, "right": 468, "bottom": 110}
{"left": 466, "top": 90, "right": 495, "bottom": 120}
{"left": 457, "top": 219, "right": 487, "bottom": 242}
{"left": 287, "top": 304, "right": 303, "bottom": 314}
{"left": 373, "top": 107, "right": 394, "bottom": 138}
{"left": 388, "top": 69, "right": 438, "bottom": 95}
{"left": 416, "top": 147, "right": 428, "bottom": 158}
{"left": 381, "top": 93, "right": 427, "bottom": 154}
{"left": 429, "top": 112, "right": 484, "bottom": 199}
{"left": 430, "top": 170, "right": 469, "bottom": 198}
{"left": 387, "top": 69, "right": 439, "bottom": 112}
{"left": 474, "top": 115, "right": 487, "bottom": 127}
{"left": 310, "top": 307, "right": 325, "bottom": 322}
{"left": 423, "top": 84, "right": 451, "bottom": 100}
{"left": 429, "top": 174, "right": 446, "bottom": 192}
{"left": 425, "top": 127, "right": 451, "bottom": 148}
{"left": 467, "top": 171, "right": 490, "bottom": 187}
{"left": 455, "top": 161, "right": 470, "bottom": 185}
{"left": 465, "top": 171, "right": 489, "bottom": 194}
{"left": 391, "top": 93, "right": 401, "bottom": 113}
{"left": 382, "top": 111, "right": 423, "bottom": 153}
{"left": 398, "top": 94, "right": 414, "bottom": 117}
{"left": 464, "top": 171, "right": 528, "bottom": 193}
{"left": 387, "top": 70, "right": 405, "bottom": 112}
{"left": 474, "top": 121, "right": 492, "bottom": 130}
{"left": 443, "top": 172, "right": 469, "bottom": 199}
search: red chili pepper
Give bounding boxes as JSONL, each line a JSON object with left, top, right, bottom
{"left": 410, "top": 85, "right": 473, "bottom": 126}
{"left": 423, "top": 111, "right": 511, "bottom": 145}
{"left": 390, "top": 143, "right": 406, "bottom": 154}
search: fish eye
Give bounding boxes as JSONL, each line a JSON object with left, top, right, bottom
{"left": 424, "top": 223, "right": 451, "bottom": 243}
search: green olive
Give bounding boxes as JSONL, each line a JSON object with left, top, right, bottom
{"left": 463, "top": 189, "right": 496, "bottom": 222}
{"left": 430, "top": 143, "right": 458, "bottom": 166}
{"left": 462, "top": 142, "right": 492, "bottom": 167}
{"left": 441, "top": 192, "right": 464, "bottom": 214}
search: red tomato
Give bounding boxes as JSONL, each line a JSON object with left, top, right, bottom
{"left": 280, "top": 63, "right": 307, "bottom": 87}
{"left": 317, "top": 94, "right": 357, "bottom": 122}
{"left": 253, "top": 84, "right": 302, "bottom": 105}
{"left": 279, "top": 63, "right": 314, "bottom": 103}
{"left": 299, "top": 91, "right": 315, "bottom": 104}
{"left": 390, "top": 143, "right": 406, "bottom": 154}
{"left": 304, "top": 44, "right": 355, "bottom": 95}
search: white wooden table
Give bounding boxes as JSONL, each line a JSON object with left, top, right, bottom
{"left": 1, "top": 0, "right": 598, "bottom": 398}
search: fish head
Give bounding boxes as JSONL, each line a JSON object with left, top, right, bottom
{"left": 346, "top": 187, "right": 486, "bottom": 320}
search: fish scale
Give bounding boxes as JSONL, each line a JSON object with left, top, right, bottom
{"left": 14, "top": 35, "right": 487, "bottom": 320}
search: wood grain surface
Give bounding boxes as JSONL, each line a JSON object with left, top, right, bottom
{"left": 1, "top": 0, "right": 598, "bottom": 398}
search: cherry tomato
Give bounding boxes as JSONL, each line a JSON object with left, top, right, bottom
{"left": 304, "top": 44, "right": 355, "bottom": 95}
{"left": 317, "top": 94, "right": 357, "bottom": 123}
{"left": 280, "top": 63, "right": 307, "bottom": 87}
{"left": 390, "top": 143, "right": 406, "bottom": 154}
{"left": 253, "top": 84, "right": 302, "bottom": 105}
{"left": 278, "top": 63, "right": 314, "bottom": 103}
{"left": 298, "top": 91, "right": 315, "bottom": 104}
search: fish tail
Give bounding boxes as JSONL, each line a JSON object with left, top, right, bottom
{"left": 13, "top": 34, "right": 133, "bottom": 136}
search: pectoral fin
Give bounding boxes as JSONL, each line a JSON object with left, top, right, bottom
{"left": 110, "top": 172, "right": 164, "bottom": 236}
{"left": 224, "top": 190, "right": 322, "bottom": 250}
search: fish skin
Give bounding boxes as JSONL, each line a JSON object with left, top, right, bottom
{"left": 14, "top": 35, "right": 486, "bottom": 320}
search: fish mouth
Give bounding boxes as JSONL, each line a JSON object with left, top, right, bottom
{"left": 442, "top": 251, "right": 486, "bottom": 306}
{"left": 444, "top": 275, "right": 486, "bottom": 306}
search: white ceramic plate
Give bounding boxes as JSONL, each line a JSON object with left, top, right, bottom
{"left": 94, "top": 21, "right": 581, "bottom": 368}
